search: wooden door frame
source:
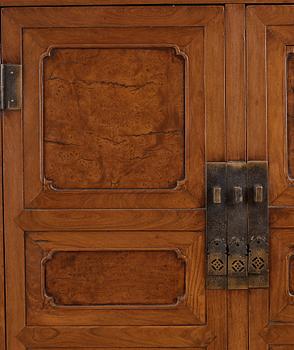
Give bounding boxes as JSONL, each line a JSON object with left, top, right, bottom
{"left": 0, "top": 3, "right": 250, "bottom": 350}
{"left": 0, "top": 5, "right": 227, "bottom": 350}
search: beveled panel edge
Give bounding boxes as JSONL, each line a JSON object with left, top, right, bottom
{"left": 22, "top": 25, "right": 205, "bottom": 209}
{"left": 25, "top": 231, "right": 205, "bottom": 325}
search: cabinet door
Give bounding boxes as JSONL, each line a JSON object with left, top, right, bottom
{"left": 247, "top": 5, "right": 294, "bottom": 350}
{"left": 1, "top": 6, "right": 226, "bottom": 350}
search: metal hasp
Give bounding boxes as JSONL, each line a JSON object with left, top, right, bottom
{"left": 0, "top": 64, "right": 22, "bottom": 111}
{"left": 206, "top": 161, "right": 269, "bottom": 290}
{"left": 206, "top": 163, "right": 227, "bottom": 289}
{"left": 247, "top": 161, "right": 269, "bottom": 288}
{"left": 227, "top": 162, "right": 248, "bottom": 289}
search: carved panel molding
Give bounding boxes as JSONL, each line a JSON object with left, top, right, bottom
{"left": 42, "top": 249, "right": 186, "bottom": 307}
{"left": 22, "top": 25, "right": 207, "bottom": 209}
{"left": 25, "top": 231, "right": 205, "bottom": 326}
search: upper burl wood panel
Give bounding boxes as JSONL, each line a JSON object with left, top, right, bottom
{"left": 44, "top": 47, "right": 184, "bottom": 190}
{"left": 45, "top": 250, "right": 185, "bottom": 306}
{"left": 2, "top": 6, "right": 224, "bottom": 209}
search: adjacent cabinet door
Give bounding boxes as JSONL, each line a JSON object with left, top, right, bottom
{"left": 247, "top": 5, "right": 294, "bottom": 350}
{"left": 1, "top": 6, "right": 226, "bottom": 350}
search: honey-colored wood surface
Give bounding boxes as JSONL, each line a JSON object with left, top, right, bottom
{"left": 3, "top": 0, "right": 294, "bottom": 5}
{"left": 225, "top": 7, "right": 248, "bottom": 350}
{"left": 290, "top": 256, "right": 294, "bottom": 293}
{"left": 228, "top": 291, "right": 248, "bottom": 350}
{"left": 287, "top": 54, "right": 294, "bottom": 178}
{"left": 270, "top": 230, "right": 294, "bottom": 322}
{"left": 247, "top": 6, "right": 294, "bottom": 205}
{"left": 1, "top": 5, "right": 226, "bottom": 349}
{"left": 246, "top": 7, "right": 267, "bottom": 161}
{"left": 207, "top": 290, "right": 227, "bottom": 350}
{"left": 25, "top": 231, "right": 205, "bottom": 326}
{"left": 16, "top": 209, "right": 205, "bottom": 231}
{"left": 19, "top": 15, "right": 210, "bottom": 209}
{"left": 45, "top": 250, "right": 185, "bottom": 306}
{"left": 246, "top": 227, "right": 294, "bottom": 348}
{"left": 44, "top": 47, "right": 184, "bottom": 190}
{"left": 249, "top": 289, "right": 269, "bottom": 350}
{"left": 0, "top": 119, "right": 5, "bottom": 350}
{"left": 270, "top": 208, "right": 294, "bottom": 228}
{"left": 225, "top": 4, "right": 246, "bottom": 161}
{"left": 245, "top": 9, "right": 294, "bottom": 349}
{"left": 18, "top": 292, "right": 226, "bottom": 349}
{"left": 18, "top": 325, "right": 215, "bottom": 348}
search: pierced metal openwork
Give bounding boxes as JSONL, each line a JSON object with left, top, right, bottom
{"left": 206, "top": 161, "right": 269, "bottom": 290}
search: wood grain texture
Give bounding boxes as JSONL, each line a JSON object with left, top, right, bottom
{"left": 0, "top": 4, "right": 223, "bottom": 211}
{"left": 0, "top": 117, "right": 5, "bottom": 350}
{"left": 270, "top": 208, "right": 294, "bottom": 228}
{"left": 3, "top": 108, "right": 25, "bottom": 350}
{"left": 207, "top": 290, "right": 227, "bottom": 350}
{"left": 287, "top": 54, "right": 294, "bottom": 178}
{"left": 1, "top": 5, "right": 226, "bottom": 349}
{"left": 225, "top": 4, "right": 246, "bottom": 161}
{"left": 17, "top": 325, "right": 214, "bottom": 348}
{"left": 228, "top": 290, "right": 248, "bottom": 350}
{"left": 261, "top": 324, "right": 294, "bottom": 345}
{"left": 44, "top": 47, "right": 184, "bottom": 190}
{"left": 246, "top": 7, "right": 267, "bottom": 160}
{"left": 270, "top": 230, "right": 294, "bottom": 322}
{"left": 205, "top": 10, "right": 225, "bottom": 162}
{"left": 32, "top": 348, "right": 204, "bottom": 350}
{"left": 3, "top": 0, "right": 294, "bottom": 6}
{"left": 247, "top": 6, "right": 294, "bottom": 206}
{"left": 290, "top": 256, "right": 294, "bottom": 294}
{"left": 16, "top": 209, "right": 205, "bottom": 231}
{"left": 25, "top": 231, "right": 205, "bottom": 326}
{"left": 45, "top": 250, "right": 185, "bottom": 306}
{"left": 18, "top": 13, "right": 211, "bottom": 209}
{"left": 249, "top": 289, "right": 269, "bottom": 350}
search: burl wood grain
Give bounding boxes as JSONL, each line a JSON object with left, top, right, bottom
{"left": 44, "top": 48, "right": 185, "bottom": 189}
{"left": 45, "top": 250, "right": 185, "bottom": 305}
{"left": 287, "top": 54, "right": 294, "bottom": 178}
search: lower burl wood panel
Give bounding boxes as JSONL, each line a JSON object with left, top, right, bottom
{"left": 45, "top": 250, "right": 185, "bottom": 306}
{"left": 26, "top": 231, "right": 205, "bottom": 326}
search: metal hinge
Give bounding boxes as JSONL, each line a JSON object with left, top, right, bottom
{"left": 0, "top": 64, "right": 22, "bottom": 111}
{"left": 206, "top": 161, "right": 269, "bottom": 290}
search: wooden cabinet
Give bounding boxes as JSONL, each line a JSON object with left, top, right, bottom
{"left": 0, "top": 2, "right": 293, "bottom": 350}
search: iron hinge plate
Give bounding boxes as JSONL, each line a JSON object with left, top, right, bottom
{"left": 206, "top": 161, "right": 269, "bottom": 290}
{"left": 0, "top": 64, "right": 22, "bottom": 111}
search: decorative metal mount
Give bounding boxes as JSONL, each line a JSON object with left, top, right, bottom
{"left": 206, "top": 161, "right": 269, "bottom": 290}
{"left": 0, "top": 64, "right": 22, "bottom": 111}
